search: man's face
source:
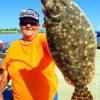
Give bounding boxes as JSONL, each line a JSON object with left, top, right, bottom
{"left": 19, "top": 17, "right": 40, "bottom": 38}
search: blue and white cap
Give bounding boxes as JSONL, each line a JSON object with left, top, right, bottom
{"left": 19, "top": 8, "right": 39, "bottom": 21}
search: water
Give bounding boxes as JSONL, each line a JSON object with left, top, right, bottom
{"left": 1, "top": 32, "right": 99, "bottom": 44}
{"left": 0, "top": 33, "right": 22, "bottom": 44}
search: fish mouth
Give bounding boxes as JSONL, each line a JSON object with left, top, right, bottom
{"left": 41, "top": 0, "right": 53, "bottom": 16}
{"left": 41, "top": 0, "right": 46, "bottom": 5}
{"left": 41, "top": 0, "right": 54, "bottom": 8}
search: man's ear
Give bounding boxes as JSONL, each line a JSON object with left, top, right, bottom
{"left": 19, "top": 23, "right": 20, "bottom": 25}
{"left": 38, "top": 23, "right": 40, "bottom": 27}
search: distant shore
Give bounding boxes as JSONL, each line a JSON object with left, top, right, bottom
{"left": 0, "top": 31, "right": 18, "bottom": 34}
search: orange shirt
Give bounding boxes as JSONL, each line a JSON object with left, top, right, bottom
{"left": 2, "top": 33, "right": 58, "bottom": 100}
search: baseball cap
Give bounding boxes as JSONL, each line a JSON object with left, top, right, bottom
{"left": 19, "top": 8, "right": 39, "bottom": 22}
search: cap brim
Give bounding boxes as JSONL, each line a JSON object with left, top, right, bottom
{"left": 19, "top": 16, "right": 39, "bottom": 22}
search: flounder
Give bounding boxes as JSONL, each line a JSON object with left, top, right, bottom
{"left": 41, "top": 0, "right": 97, "bottom": 99}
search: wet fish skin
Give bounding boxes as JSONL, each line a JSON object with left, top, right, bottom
{"left": 41, "top": 0, "right": 97, "bottom": 99}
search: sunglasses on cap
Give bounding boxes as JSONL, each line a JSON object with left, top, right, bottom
{"left": 20, "top": 21, "right": 38, "bottom": 26}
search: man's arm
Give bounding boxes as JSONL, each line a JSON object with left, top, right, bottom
{"left": 0, "top": 70, "right": 10, "bottom": 100}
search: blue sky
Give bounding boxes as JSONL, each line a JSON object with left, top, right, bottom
{"left": 0, "top": 0, "right": 100, "bottom": 31}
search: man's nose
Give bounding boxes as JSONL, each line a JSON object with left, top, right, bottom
{"left": 26, "top": 23, "right": 32, "bottom": 27}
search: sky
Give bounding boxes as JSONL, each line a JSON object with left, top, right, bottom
{"left": 0, "top": 0, "right": 100, "bottom": 31}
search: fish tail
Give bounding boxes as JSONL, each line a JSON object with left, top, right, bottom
{"left": 71, "top": 86, "right": 93, "bottom": 100}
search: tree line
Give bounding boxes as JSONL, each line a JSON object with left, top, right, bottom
{"left": 0, "top": 28, "right": 18, "bottom": 33}
{"left": 0, "top": 28, "right": 45, "bottom": 33}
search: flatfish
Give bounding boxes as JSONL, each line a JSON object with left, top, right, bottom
{"left": 41, "top": 0, "right": 97, "bottom": 99}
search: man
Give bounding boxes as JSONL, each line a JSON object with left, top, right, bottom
{"left": 0, "top": 8, "right": 58, "bottom": 100}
